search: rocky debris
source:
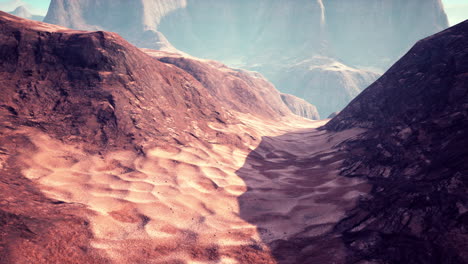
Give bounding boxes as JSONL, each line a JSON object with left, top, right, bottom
{"left": 325, "top": 20, "right": 468, "bottom": 263}
{"left": 280, "top": 93, "right": 320, "bottom": 120}
{"left": 9, "top": 6, "right": 44, "bottom": 21}
{"left": 44, "top": 0, "right": 448, "bottom": 116}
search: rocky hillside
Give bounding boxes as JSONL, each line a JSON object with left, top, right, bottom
{"left": 325, "top": 20, "right": 468, "bottom": 263}
{"left": 43, "top": 0, "right": 449, "bottom": 116}
{"left": 143, "top": 49, "right": 291, "bottom": 118}
{"left": 0, "top": 11, "right": 230, "bottom": 152}
{"left": 0, "top": 11, "right": 293, "bottom": 151}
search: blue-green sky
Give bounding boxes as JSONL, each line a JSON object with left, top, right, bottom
{"left": 443, "top": 0, "right": 468, "bottom": 25}
{"left": 0, "top": 0, "right": 466, "bottom": 25}
{"left": 0, "top": 0, "right": 50, "bottom": 15}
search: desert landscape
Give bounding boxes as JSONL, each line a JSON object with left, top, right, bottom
{"left": 0, "top": 1, "right": 467, "bottom": 264}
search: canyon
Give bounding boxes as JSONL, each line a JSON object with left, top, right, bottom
{"left": 0, "top": 4, "right": 466, "bottom": 264}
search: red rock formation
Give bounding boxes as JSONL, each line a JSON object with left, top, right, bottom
{"left": 325, "top": 20, "right": 468, "bottom": 263}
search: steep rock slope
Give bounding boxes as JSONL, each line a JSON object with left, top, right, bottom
{"left": 280, "top": 94, "right": 320, "bottom": 120}
{"left": 325, "top": 20, "right": 468, "bottom": 263}
{"left": 9, "top": 6, "right": 44, "bottom": 21}
{"left": 43, "top": 0, "right": 448, "bottom": 116}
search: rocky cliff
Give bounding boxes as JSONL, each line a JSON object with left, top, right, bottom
{"left": 43, "top": 0, "right": 449, "bottom": 116}
{"left": 325, "top": 20, "right": 468, "bottom": 263}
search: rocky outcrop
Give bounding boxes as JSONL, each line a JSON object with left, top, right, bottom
{"left": 9, "top": 6, "right": 44, "bottom": 21}
{"left": 280, "top": 94, "right": 320, "bottom": 120}
{"left": 43, "top": 0, "right": 448, "bottom": 116}
{"left": 325, "top": 20, "right": 468, "bottom": 263}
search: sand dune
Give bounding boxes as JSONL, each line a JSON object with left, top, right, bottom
{"left": 18, "top": 115, "right": 369, "bottom": 263}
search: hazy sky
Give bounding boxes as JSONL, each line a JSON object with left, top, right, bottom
{"left": 0, "top": 0, "right": 466, "bottom": 25}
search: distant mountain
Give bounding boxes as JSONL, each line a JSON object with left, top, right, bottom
{"left": 270, "top": 56, "right": 380, "bottom": 117}
{"left": 9, "top": 6, "right": 44, "bottom": 21}
{"left": 325, "top": 20, "right": 468, "bottom": 263}
{"left": 43, "top": 0, "right": 449, "bottom": 117}
{"left": 43, "top": 0, "right": 180, "bottom": 52}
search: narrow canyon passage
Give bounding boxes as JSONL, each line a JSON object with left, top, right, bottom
{"left": 237, "top": 125, "right": 371, "bottom": 263}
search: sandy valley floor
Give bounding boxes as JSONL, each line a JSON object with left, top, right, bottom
{"left": 16, "top": 115, "right": 370, "bottom": 263}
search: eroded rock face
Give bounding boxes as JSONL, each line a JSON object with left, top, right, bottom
{"left": 325, "top": 20, "right": 468, "bottom": 263}
{"left": 280, "top": 94, "right": 320, "bottom": 120}
{"left": 43, "top": 0, "right": 448, "bottom": 116}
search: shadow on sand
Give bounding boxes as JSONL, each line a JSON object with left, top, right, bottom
{"left": 236, "top": 128, "right": 370, "bottom": 264}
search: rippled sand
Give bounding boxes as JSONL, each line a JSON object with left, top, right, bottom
{"left": 19, "top": 115, "right": 369, "bottom": 263}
